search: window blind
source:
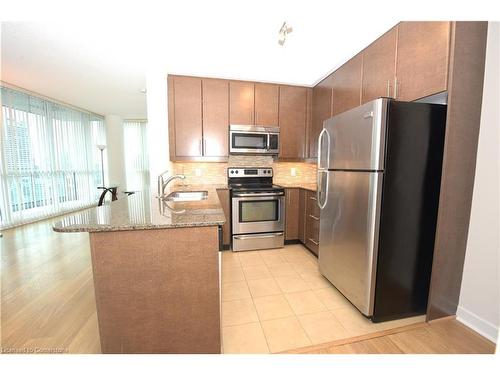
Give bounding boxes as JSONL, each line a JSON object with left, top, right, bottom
{"left": 123, "top": 120, "right": 149, "bottom": 192}
{"left": 0, "top": 86, "right": 106, "bottom": 229}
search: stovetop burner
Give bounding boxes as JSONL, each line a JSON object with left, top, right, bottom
{"left": 227, "top": 167, "right": 281, "bottom": 191}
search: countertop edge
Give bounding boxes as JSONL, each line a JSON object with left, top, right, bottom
{"left": 53, "top": 221, "right": 224, "bottom": 233}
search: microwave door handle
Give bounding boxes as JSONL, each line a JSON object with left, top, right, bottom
{"left": 266, "top": 133, "right": 270, "bottom": 151}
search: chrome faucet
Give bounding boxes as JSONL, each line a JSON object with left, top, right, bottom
{"left": 157, "top": 171, "right": 186, "bottom": 197}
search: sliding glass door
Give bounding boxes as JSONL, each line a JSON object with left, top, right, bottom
{"left": 0, "top": 86, "right": 106, "bottom": 228}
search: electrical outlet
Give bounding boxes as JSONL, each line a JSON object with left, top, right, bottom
{"left": 291, "top": 167, "right": 296, "bottom": 177}
{"left": 195, "top": 168, "right": 202, "bottom": 177}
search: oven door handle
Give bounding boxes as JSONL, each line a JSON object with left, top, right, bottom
{"left": 232, "top": 192, "right": 285, "bottom": 197}
{"left": 233, "top": 233, "right": 284, "bottom": 240}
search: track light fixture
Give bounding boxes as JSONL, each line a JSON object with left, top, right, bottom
{"left": 278, "top": 21, "right": 293, "bottom": 46}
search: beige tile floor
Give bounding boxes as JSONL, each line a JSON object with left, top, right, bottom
{"left": 221, "top": 244, "right": 425, "bottom": 354}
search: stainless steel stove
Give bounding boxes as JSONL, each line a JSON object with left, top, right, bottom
{"left": 228, "top": 167, "right": 285, "bottom": 251}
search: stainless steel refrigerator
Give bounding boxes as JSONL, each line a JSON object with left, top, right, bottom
{"left": 317, "top": 98, "right": 447, "bottom": 322}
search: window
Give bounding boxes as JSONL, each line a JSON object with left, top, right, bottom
{"left": 0, "top": 86, "right": 106, "bottom": 228}
{"left": 123, "top": 120, "right": 149, "bottom": 192}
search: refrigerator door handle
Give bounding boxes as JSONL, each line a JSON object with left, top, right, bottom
{"left": 317, "top": 127, "right": 331, "bottom": 209}
{"left": 317, "top": 170, "right": 329, "bottom": 210}
{"left": 317, "top": 128, "right": 330, "bottom": 170}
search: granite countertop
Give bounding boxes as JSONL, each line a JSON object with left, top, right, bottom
{"left": 277, "top": 182, "right": 317, "bottom": 192}
{"left": 53, "top": 184, "right": 227, "bottom": 233}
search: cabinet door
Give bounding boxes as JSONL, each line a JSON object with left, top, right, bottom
{"left": 255, "top": 83, "right": 279, "bottom": 125}
{"left": 305, "top": 88, "right": 313, "bottom": 158}
{"left": 229, "top": 81, "right": 254, "bottom": 125}
{"left": 172, "top": 76, "right": 203, "bottom": 157}
{"left": 332, "top": 53, "right": 363, "bottom": 116}
{"left": 202, "top": 79, "right": 229, "bottom": 157}
{"left": 216, "top": 189, "right": 231, "bottom": 246}
{"left": 285, "top": 188, "right": 300, "bottom": 240}
{"left": 305, "top": 190, "right": 320, "bottom": 256}
{"left": 361, "top": 27, "right": 398, "bottom": 104}
{"left": 298, "top": 189, "right": 306, "bottom": 243}
{"left": 310, "top": 75, "right": 334, "bottom": 158}
{"left": 396, "top": 21, "right": 451, "bottom": 101}
{"left": 279, "top": 86, "right": 307, "bottom": 159}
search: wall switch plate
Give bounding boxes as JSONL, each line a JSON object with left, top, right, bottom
{"left": 291, "top": 168, "right": 296, "bottom": 177}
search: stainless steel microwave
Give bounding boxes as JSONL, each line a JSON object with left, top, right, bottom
{"left": 229, "top": 124, "right": 279, "bottom": 155}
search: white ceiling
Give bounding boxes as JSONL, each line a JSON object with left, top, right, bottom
{"left": 0, "top": 2, "right": 402, "bottom": 118}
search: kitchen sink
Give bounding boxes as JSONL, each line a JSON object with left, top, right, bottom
{"left": 164, "top": 190, "right": 208, "bottom": 202}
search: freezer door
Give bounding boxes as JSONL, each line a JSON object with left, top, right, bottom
{"left": 318, "top": 170, "right": 383, "bottom": 316}
{"left": 325, "top": 98, "right": 388, "bottom": 171}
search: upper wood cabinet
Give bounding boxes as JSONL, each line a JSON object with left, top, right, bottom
{"left": 171, "top": 76, "right": 203, "bottom": 157}
{"left": 229, "top": 81, "right": 254, "bottom": 125}
{"left": 331, "top": 53, "right": 363, "bottom": 116}
{"left": 396, "top": 22, "right": 451, "bottom": 101}
{"left": 202, "top": 78, "right": 229, "bottom": 157}
{"left": 361, "top": 27, "right": 398, "bottom": 103}
{"left": 255, "top": 83, "right": 279, "bottom": 125}
{"left": 310, "top": 75, "right": 334, "bottom": 158}
{"left": 279, "top": 85, "right": 308, "bottom": 159}
{"left": 169, "top": 75, "right": 309, "bottom": 161}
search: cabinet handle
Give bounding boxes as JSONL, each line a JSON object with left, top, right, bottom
{"left": 386, "top": 80, "right": 390, "bottom": 97}
{"left": 309, "top": 196, "right": 317, "bottom": 201}
{"left": 199, "top": 139, "right": 203, "bottom": 155}
{"left": 394, "top": 77, "right": 398, "bottom": 99}
{"left": 203, "top": 139, "right": 207, "bottom": 155}
{"left": 308, "top": 238, "right": 319, "bottom": 245}
{"left": 308, "top": 214, "right": 319, "bottom": 221}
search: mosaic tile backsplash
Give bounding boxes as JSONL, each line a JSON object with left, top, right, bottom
{"left": 172, "top": 156, "right": 317, "bottom": 186}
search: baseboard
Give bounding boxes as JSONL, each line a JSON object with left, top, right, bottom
{"left": 456, "top": 305, "right": 498, "bottom": 343}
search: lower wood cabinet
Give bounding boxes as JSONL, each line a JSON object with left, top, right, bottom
{"left": 216, "top": 188, "right": 231, "bottom": 247}
{"left": 285, "top": 188, "right": 300, "bottom": 240}
{"left": 304, "top": 190, "right": 320, "bottom": 255}
{"left": 285, "top": 188, "right": 320, "bottom": 256}
{"left": 298, "top": 189, "right": 306, "bottom": 243}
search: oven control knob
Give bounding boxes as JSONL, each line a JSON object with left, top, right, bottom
{"left": 235, "top": 170, "right": 239, "bottom": 174}
{"left": 230, "top": 170, "right": 234, "bottom": 174}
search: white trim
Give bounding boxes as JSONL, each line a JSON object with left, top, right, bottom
{"left": 456, "top": 305, "right": 498, "bottom": 343}
{"left": 1, "top": 81, "right": 104, "bottom": 118}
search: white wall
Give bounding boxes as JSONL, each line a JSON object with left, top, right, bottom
{"left": 146, "top": 71, "right": 172, "bottom": 192}
{"left": 104, "top": 114, "right": 127, "bottom": 191}
{"left": 457, "top": 22, "right": 499, "bottom": 343}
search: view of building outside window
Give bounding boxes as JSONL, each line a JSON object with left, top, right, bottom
{"left": 0, "top": 86, "right": 106, "bottom": 228}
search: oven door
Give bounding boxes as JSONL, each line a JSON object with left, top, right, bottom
{"left": 232, "top": 192, "right": 285, "bottom": 234}
{"left": 229, "top": 130, "right": 270, "bottom": 154}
